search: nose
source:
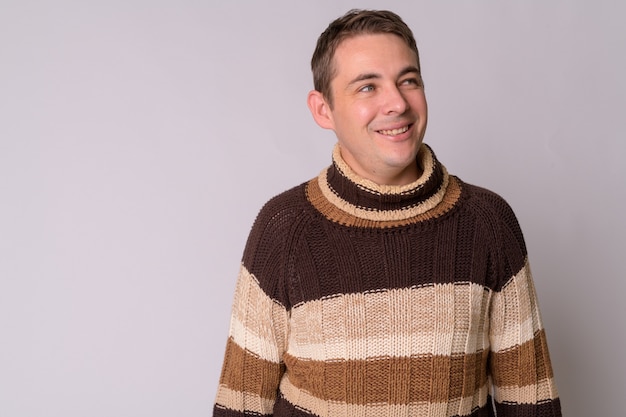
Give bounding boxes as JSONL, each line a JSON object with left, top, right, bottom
{"left": 382, "top": 86, "right": 409, "bottom": 115}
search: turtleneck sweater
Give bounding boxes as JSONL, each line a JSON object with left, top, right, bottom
{"left": 213, "top": 144, "right": 561, "bottom": 417}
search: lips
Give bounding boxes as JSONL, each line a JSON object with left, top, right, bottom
{"left": 377, "top": 124, "right": 411, "bottom": 136}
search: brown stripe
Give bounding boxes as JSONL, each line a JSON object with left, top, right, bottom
{"left": 283, "top": 350, "right": 489, "bottom": 405}
{"left": 306, "top": 174, "right": 462, "bottom": 229}
{"left": 218, "top": 338, "right": 284, "bottom": 400}
{"left": 489, "top": 329, "right": 554, "bottom": 387}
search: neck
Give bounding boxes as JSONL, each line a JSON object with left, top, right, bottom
{"left": 372, "top": 163, "right": 423, "bottom": 186}
{"left": 337, "top": 147, "right": 423, "bottom": 186}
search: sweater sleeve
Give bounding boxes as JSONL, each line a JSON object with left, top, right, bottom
{"left": 213, "top": 192, "right": 299, "bottom": 417}
{"left": 213, "top": 265, "right": 288, "bottom": 417}
{"left": 486, "top": 195, "right": 562, "bottom": 416}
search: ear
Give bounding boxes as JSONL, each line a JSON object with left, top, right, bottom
{"left": 307, "top": 90, "right": 335, "bottom": 130}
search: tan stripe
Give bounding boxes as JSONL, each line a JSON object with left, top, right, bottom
{"left": 229, "top": 264, "right": 288, "bottom": 362}
{"left": 283, "top": 350, "right": 489, "bottom": 405}
{"left": 490, "top": 260, "right": 545, "bottom": 352}
{"left": 495, "top": 377, "right": 560, "bottom": 404}
{"left": 490, "top": 329, "right": 555, "bottom": 387}
{"left": 215, "top": 384, "right": 276, "bottom": 415}
{"left": 289, "top": 282, "right": 490, "bottom": 360}
{"left": 280, "top": 374, "right": 490, "bottom": 417}
{"left": 307, "top": 172, "right": 461, "bottom": 228}
{"left": 218, "top": 338, "right": 284, "bottom": 400}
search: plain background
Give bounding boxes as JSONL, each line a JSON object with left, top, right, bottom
{"left": 1, "top": 1, "right": 624, "bottom": 416}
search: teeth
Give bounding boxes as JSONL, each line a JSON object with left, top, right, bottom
{"left": 379, "top": 126, "right": 409, "bottom": 136}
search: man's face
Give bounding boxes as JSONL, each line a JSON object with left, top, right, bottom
{"left": 323, "top": 33, "right": 428, "bottom": 185}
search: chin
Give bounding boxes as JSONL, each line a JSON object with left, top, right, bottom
{"left": 386, "top": 146, "right": 420, "bottom": 166}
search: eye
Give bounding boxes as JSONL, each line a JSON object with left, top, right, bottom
{"left": 358, "top": 84, "right": 375, "bottom": 93}
{"left": 400, "top": 77, "right": 422, "bottom": 87}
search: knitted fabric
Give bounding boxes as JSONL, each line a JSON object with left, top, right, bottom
{"left": 213, "top": 144, "right": 561, "bottom": 417}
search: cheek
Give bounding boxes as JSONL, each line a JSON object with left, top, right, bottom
{"left": 410, "top": 93, "right": 428, "bottom": 114}
{"left": 333, "top": 99, "right": 379, "bottom": 132}
{"left": 354, "top": 103, "right": 378, "bottom": 127}
{"left": 336, "top": 106, "right": 372, "bottom": 131}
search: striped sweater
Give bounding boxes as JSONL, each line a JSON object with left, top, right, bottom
{"left": 214, "top": 144, "right": 561, "bottom": 417}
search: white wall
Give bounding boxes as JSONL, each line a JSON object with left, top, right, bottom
{"left": 1, "top": 1, "right": 624, "bottom": 416}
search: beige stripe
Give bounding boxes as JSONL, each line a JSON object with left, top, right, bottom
{"left": 289, "top": 282, "right": 490, "bottom": 360}
{"left": 490, "top": 260, "right": 545, "bottom": 353}
{"left": 283, "top": 350, "right": 489, "bottom": 405}
{"left": 215, "top": 384, "right": 276, "bottom": 415}
{"left": 218, "top": 338, "right": 284, "bottom": 399}
{"left": 494, "top": 377, "right": 559, "bottom": 404}
{"left": 280, "top": 374, "right": 490, "bottom": 417}
{"left": 229, "top": 264, "right": 288, "bottom": 362}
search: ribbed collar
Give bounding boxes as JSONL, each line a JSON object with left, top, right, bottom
{"left": 315, "top": 143, "right": 450, "bottom": 222}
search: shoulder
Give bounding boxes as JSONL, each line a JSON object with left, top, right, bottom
{"left": 252, "top": 182, "right": 312, "bottom": 233}
{"left": 458, "top": 180, "right": 523, "bottom": 237}
{"left": 241, "top": 182, "right": 313, "bottom": 282}
{"left": 237, "top": 182, "right": 313, "bottom": 307}
{"left": 457, "top": 179, "right": 528, "bottom": 285}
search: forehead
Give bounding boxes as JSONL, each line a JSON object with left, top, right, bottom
{"left": 332, "top": 33, "right": 418, "bottom": 77}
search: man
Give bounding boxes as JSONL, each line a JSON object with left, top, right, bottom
{"left": 213, "top": 9, "right": 561, "bottom": 417}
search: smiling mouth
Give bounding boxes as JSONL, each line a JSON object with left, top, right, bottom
{"left": 378, "top": 124, "right": 411, "bottom": 136}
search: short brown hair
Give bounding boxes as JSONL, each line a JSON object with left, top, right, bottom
{"left": 311, "top": 9, "right": 421, "bottom": 107}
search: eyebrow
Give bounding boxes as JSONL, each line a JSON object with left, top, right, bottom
{"left": 346, "top": 65, "right": 420, "bottom": 88}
